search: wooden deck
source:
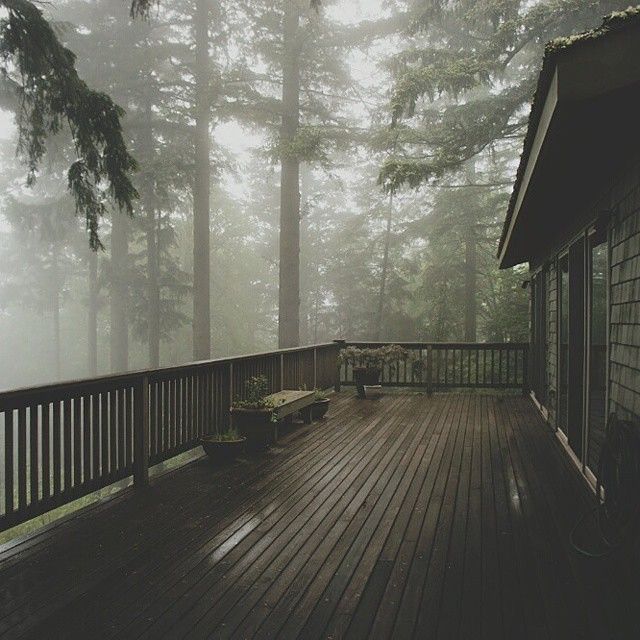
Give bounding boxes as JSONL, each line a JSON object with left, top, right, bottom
{"left": 0, "top": 391, "right": 638, "bottom": 639}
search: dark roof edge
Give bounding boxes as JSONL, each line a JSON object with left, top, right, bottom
{"left": 498, "top": 5, "right": 640, "bottom": 266}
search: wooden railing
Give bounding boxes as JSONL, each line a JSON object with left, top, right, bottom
{"left": 0, "top": 343, "right": 340, "bottom": 533}
{"left": 0, "top": 340, "right": 528, "bottom": 534}
{"left": 338, "top": 341, "right": 529, "bottom": 392}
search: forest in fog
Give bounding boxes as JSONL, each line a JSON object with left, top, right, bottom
{"left": 0, "top": 0, "right": 629, "bottom": 389}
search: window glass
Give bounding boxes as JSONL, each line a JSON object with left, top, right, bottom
{"left": 587, "top": 240, "right": 607, "bottom": 473}
{"left": 558, "top": 254, "right": 569, "bottom": 434}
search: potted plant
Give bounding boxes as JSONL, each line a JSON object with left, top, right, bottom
{"left": 311, "top": 388, "right": 331, "bottom": 419}
{"left": 200, "top": 427, "right": 246, "bottom": 464}
{"left": 230, "top": 375, "right": 276, "bottom": 448}
{"left": 339, "top": 344, "right": 411, "bottom": 398}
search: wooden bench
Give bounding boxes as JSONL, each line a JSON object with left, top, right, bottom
{"left": 268, "top": 389, "right": 315, "bottom": 431}
{"left": 232, "top": 390, "right": 316, "bottom": 448}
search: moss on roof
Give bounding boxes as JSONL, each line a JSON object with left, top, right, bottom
{"left": 547, "top": 6, "right": 640, "bottom": 53}
{"left": 498, "top": 5, "right": 640, "bottom": 263}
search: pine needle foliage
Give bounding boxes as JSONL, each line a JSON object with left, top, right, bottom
{"left": 0, "top": 0, "right": 138, "bottom": 249}
{"left": 381, "top": 0, "right": 633, "bottom": 192}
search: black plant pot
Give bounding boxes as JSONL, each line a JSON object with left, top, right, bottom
{"left": 311, "top": 398, "right": 330, "bottom": 420}
{"left": 230, "top": 407, "right": 276, "bottom": 449}
{"left": 200, "top": 436, "right": 246, "bottom": 464}
{"left": 353, "top": 366, "right": 381, "bottom": 399}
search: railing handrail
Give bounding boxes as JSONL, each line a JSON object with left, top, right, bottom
{"left": 0, "top": 341, "right": 341, "bottom": 534}
{"left": 0, "top": 342, "right": 338, "bottom": 406}
{"left": 338, "top": 340, "right": 529, "bottom": 394}
{"left": 341, "top": 340, "right": 528, "bottom": 349}
{"left": 0, "top": 339, "right": 528, "bottom": 535}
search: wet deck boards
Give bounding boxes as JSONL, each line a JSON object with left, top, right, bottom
{"left": 0, "top": 392, "right": 638, "bottom": 639}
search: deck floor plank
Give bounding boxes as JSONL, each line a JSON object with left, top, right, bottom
{"left": 0, "top": 391, "right": 638, "bottom": 639}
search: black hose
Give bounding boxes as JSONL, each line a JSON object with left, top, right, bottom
{"left": 570, "top": 414, "right": 640, "bottom": 558}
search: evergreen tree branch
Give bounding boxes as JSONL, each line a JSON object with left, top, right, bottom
{"left": 0, "top": 0, "right": 138, "bottom": 249}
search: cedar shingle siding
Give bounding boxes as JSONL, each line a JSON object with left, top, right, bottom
{"left": 609, "top": 160, "right": 640, "bottom": 421}
{"left": 534, "top": 158, "right": 640, "bottom": 428}
{"left": 546, "top": 261, "right": 557, "bottom": 425}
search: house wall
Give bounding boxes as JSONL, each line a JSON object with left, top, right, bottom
{"left": 546, "top": 261, "right": 558, "bottom": 426}
{"left": 531, "top": 156, "right": 640, "bottom": 430}
{"left": 609, "top": 160, "right": 640, "bottom": 421}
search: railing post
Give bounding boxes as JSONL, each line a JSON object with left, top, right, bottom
{"left": 426, "top": 345, "right": 433, "bottom": 395}
{"left": 333, "top": 340, "right": 345, "bottom": 392}
{"left": 313, "top": 346, "right": 317, "bottom": 389}
{"left": 133, "top": 374, "right": 149, "bottom": 487}
{"left": 280, "top": 353, "right": 285, "bottom": 390}
{"left": 228, "top": 362, "right": 234, "bottom": 428}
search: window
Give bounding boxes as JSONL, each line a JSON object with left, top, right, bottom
{"left": 558, "top": 253, "right": 569, "bottom": 435}
{"left": 587, "top": 235, "right": 607, "bottom": 475}
{"left": 531, "top": 269, "right": 547, "bottom": 405}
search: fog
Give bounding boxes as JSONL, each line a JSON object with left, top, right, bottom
{"left": 0, "top": 0, "right": 622, "bottom": 390}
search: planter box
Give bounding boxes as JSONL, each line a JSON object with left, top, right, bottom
{"left": 231, "top": 407, "right": 275, "bottom": 449}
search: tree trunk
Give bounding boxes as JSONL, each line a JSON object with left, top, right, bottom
{"left": 110, "top": 212, "right": 129, "bottom": 373}
{"left": 278, "top": 0, "right": 301, "bottom": 348}
{"left": 374, "top": 192, "right": 393, "bottom": 340}
{"left": 313, "top": 283, "right": 320, "bottom": 343}
{"left": 88, "top": 250, "right": 98, "bottom": 376}
{"left": 192, "top": 0, "right": 211, "bottom": 359}
{"left": 141, "top": 95, "right": 161, "bottom": 368}
{"left": 463, "top": 224, "right": 477, "bottom": 341}
{"left": 463, "top": 161, "right": 478, "bottom": 342}
{"left": 52, "top": 253, "right": 61, "bottom": 380}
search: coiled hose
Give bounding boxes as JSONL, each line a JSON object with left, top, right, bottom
{"left": 570, "top": 414, "right": 640, "bottom": 557}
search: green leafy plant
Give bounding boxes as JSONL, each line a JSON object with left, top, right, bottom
{"left": 233, "top": 375, "right": 275, "bottom": 410}
{"left": 298, "top": 384, "right": 328, "bottom": 402}
{"left": 313, "top": 388, "right": 329, "bottom": 401}
{"left": 208, "top": 427, "right": 242, "bottom": 442}
{"left": 339, "top": 345, "right": 411, "bottom": 371}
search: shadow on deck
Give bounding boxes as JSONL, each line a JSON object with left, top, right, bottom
{"left": 0, "top": 391, "right": 638, "bottom": 639}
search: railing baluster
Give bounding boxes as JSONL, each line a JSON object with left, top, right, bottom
{"left": 73, "top": 397, "right": 82, "bottom": 487}
{"left": 63, "top": 398, "right": 72, "bottom": 492}
{"left": 42, "top": 404, "right": 51, "bottom": 501}
{"left": 108, "top": 392, "right": 116, "bottom": 477}
{"left": 52, "top": 402, "right": 61, "bottom": 496}
{"left": 29, "top": 406, "right": 38, "bottom": 506}
{"left": 133, "top": 375, "right": 149, "bottom": 487}
{"left": 4, "top": 411, "right": 14, "bottom": 518}
{"left": 2, "top": 342, "right": 528, "bottom": 533}
{"left": 18, "top": 407, "right": 27, "bottom": 511}
{"left": 120, "top": 388, "right": 129, "bottom": 469}
{"left": 83, "top": 396, "right": 91, "bottom": 485}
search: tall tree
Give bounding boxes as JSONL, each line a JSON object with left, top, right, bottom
{"left": 87, "top": 250, "right": 99, "bottom": 375}
{"left": 110, "top": 212, "right": 129, "bottom": 372}
{"left": 380, "top": 0, "right": 632, "bottom": 191}
{"left": 374, "top": 192, "right": 394, "bottom": 340}
{"left": 278, "top": 0, "right": 302, "bottom": 347}
{"left": 242, "top": 0, "right": 359, "bottom": 346}
{"left": 59, "top": 0, "right": 192, "bottom": 370}
{"left": 463, "top": 160, "right": 477, "bottom": 341}
{"left": 0, "top": 191, "right": 84, "bottom": 378}
{"left": 192, "top": 0, "right": 212, "bottom": 359}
